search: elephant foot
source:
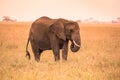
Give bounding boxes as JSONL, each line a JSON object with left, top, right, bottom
{"left": 34, "top": 55, "right": 40, "bottom": 62}
{"left": 62, "top": 58, "right": 67, "bottom": 61}
{"left": 62, "top": 54, "right": 67, "bottom": 61}
{"left": 55, "top": 58, "right": 60, "bottom": 61}
{"left": 54, "top": 56, "right": 60, "bottom": 61}
{"left": 54, "top": 53, "right": 60, "bottom": 61}
{"left": 35, "top": 58, "right": 40, "bottom": 62}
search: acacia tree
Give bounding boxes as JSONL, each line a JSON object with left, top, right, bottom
{"left": 2, "top": 16, "right": 16, "bottom": 22}
{"left": 117, "top": 17, "right": 120, "bottom": 22}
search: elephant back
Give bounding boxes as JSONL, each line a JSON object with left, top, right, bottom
{"left": 33, "top": 16, "right": 55, "bottom": 26}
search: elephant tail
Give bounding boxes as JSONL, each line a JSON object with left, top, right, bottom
{"left": 26, "top": 37, "right": 31, "bottom": 60}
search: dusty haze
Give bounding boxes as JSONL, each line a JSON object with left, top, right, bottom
{"left": 0, "top": 0, "right": 120, "bottom": 21}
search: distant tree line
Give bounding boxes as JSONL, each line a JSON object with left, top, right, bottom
{"left": 2, "top": 16, "right": 17, "bottom": 22}
{"left": 1, "top": 16, "right": 120, "bottom": 23}
{"left": 112, "top": 17, "right": 120, "bottom": 23}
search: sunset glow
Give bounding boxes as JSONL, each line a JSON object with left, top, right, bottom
{"left": 0, "top": 0, "right": 120, "bottom": 21}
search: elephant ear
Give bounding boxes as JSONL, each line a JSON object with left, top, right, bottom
{"left": 49, "top": 20, "right": 66, "bottom": 41}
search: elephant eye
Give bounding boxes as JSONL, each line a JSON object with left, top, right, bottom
{"left": 70, "top": 29, "right": 74, "bottom": 33}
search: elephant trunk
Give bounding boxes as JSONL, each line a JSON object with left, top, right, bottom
{"left": 70, "top": 32, "right": 81, "bottom": 52}
{"left": 70, "top": 40, "right": 81, "bottom": 52}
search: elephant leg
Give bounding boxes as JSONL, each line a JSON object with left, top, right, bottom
{"left": 38, "top": 49, "right": 43, "bottom": 61}
{"left": 52, "top": 43, "right": 60, "bottom": 61}
{"left": 50, "top": 33, "right": 60, "bottom": 61}
{"left": 31, "top": 42, "right": 40, "bottom": 62}
{"left": 53, "top": 49, "right": 60, "bottom": 61}
{"left": 32, "top": 48, "right": 40, "bottom": 62}
{"left": 62, "top": 41, "right": 68, "bottom": 60}
{"left": 32, "top": 49, "right": 39, "bottom": 62}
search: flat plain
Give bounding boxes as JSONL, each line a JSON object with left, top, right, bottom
{"left": 0, "top": 22, "right": 120, "bottom": 80}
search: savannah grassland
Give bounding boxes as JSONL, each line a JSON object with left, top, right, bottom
{"left": 0, "top": 22, "right": 120, "bottom": 80}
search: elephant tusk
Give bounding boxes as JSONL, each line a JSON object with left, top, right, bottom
{"left": 73, "top": 40, "right": 80, "bottom": 47}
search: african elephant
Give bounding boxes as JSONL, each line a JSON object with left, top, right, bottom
{"left": 26, "top": 16, "right": 81, "bottom": 62}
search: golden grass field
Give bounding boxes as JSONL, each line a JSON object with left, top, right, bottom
{"left": 0, "top": 22, "right": 120, "bottom": 80}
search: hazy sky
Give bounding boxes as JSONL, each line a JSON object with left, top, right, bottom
{"left": 0, "top": 0, "right": 120, "bottom": 21}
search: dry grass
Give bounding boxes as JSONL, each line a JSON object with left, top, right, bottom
{"left": 0, "top": 22, "right": 120, "bottom": 80}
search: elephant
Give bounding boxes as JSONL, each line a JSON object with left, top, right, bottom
{"left": 26, "top": 16, "right": 81, "bottom": 62}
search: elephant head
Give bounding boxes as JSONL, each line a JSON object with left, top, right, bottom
{"left": 64, "top": 21, "right": 81, "bottom": 52}
{"left": 50, "top": 19, "right": 81, "bottom": 52}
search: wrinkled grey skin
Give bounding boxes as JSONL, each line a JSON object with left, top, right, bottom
{"left": 26, "top": 16, "right": 81, "bottom": 62}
